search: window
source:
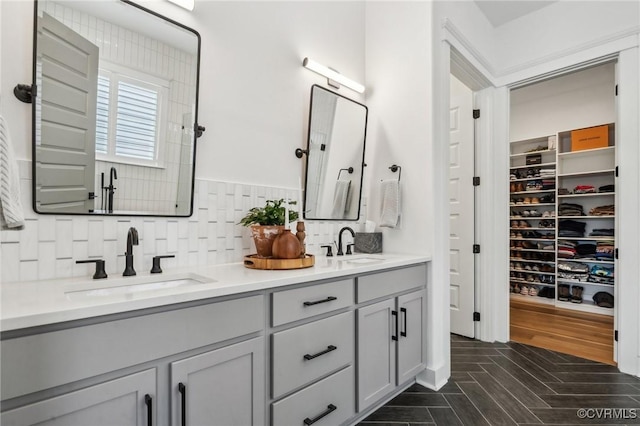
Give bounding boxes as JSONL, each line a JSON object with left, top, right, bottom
{"left": 96, "top": 64, "right": 169, "bottom": 167}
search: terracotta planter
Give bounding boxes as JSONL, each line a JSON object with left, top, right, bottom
{"left": 250, "top": 225, "right": 284, "bottom": 258}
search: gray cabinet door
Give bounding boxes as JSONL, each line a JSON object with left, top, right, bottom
{"left": 357, "top": 298, "right": 396, "bottom": 412}
{"left": 0, "top": 369, "right": 156, "bottom": 426}
{"left": 170, "top": 337, "right": 265, "bottom": 426}
{"left": 397, "top": 290, "right": 425, "bottom": 384}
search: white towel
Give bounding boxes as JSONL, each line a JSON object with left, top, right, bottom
{"left": 331, "top": 179, "right": 351, "bottom": 219}
{"left": 0, "top": 115, "right": 25, "bottom": 229}
{"left": 380, "top": 179, "right": 400, "bottom": 228}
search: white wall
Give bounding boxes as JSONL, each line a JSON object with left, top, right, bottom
{"left": 0, "top": 1, "right": 368, "bottom": 283}
{"left": 510, "top": 63, "right": 616, "bottom": 141}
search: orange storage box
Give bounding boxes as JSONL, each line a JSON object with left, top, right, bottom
{"left": 571, "top": 125, "right": 609, "bottom": 152}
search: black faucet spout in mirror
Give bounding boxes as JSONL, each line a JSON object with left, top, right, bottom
{"left": 337, "top": 226, "right": 355, "bottom": 256}
{"left": 123, "top": 227, "right": 139, "bottom": 276}
{"left": 107, "top": 166, "right": 117, "bottom": 213}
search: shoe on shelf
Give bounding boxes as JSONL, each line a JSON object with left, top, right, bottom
{"left": 558, "top": 284, "right": 571, "bottom": 302}
{"left": 510, "top": 183, "right": 516, "bottom": 193}
{"left": 520, "top": 285, "right": 529, "bottom": 295}
{"left": 529, "top": 286, "right": 538, "bottom": 296}
{"left": 571, "top": 286, "right": 584, "bottom": 304}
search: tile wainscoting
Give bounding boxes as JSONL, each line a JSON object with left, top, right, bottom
{"left": 1, "top": 160, "right": 365, "bottom": 283}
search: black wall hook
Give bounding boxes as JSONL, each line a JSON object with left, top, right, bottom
{"left": 295, "top": 148, "right": 308, "bottom": 158}
{"left": 389, "top": 164, "right": 402, "bottom": 182}
{"left": 14, "top": 84, "right": 34, "bottom": 104}
{"left": 195, "top": 124, "right": 206, "bottom": 138}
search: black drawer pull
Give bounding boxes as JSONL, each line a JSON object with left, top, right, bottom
{"left": 391, "top": 310, "right": 398, "bottom": 341}
{"left": 178, "top": 382, "right": 186, "bottom": 426}
{"left": 304, "top": 345, "right": 337, "bottom": 361}
{"left": 303, "top": 296, "right": 337, "bottom": 307}
{"left": 144, "top": 394, "right": 152, "bottom": 426}
{"left": 400, "top": 307, "right": 407, "bottom": 337}
{"left": 303, "top": 404, "right": 337, "bottom": 425}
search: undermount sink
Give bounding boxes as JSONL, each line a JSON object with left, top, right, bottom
{"left": 338, "top": 255, "right": 386, "bottom": 265}
{"left": 65, "top": 274, "right": 214, "bottom": 300}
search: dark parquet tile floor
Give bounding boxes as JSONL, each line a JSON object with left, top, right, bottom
{"left": 359, "top": 334, "right": 640, "bottom": 425}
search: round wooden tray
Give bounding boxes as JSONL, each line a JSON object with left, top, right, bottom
{"left": 243, "top": 254, "right": 315, "bottom": 270}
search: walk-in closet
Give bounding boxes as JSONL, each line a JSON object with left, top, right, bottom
{"left": 508, "top": 63, "right": 617, "bottom": 364}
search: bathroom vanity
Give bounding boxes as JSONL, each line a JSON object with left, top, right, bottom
{"left": 1, "top": 255, "right": 429, "bottom": 426}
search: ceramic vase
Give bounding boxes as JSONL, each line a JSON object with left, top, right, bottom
{"left": 272, "top": 229, "right": 302, "bottom": 259}
{"left": 250, "top": 225, "right": 284, "bottom": 258}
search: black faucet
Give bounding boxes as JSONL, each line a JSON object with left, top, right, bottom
{"left": 123, "top": 227, "right": 138, "bottom": 276}
{"left": 337, "top": 226, "right": 355, "bottom": 256}
{"left": 107, "top": 167, "right": 117, "bottom": 213}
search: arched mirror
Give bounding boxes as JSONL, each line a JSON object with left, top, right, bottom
{"left": 31, "top": 0, "right": 201, "bottom": 216}
{"left": 303, "top": 85, "right": 368, "bottom": 220}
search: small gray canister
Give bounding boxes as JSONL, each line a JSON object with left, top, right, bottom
{"left": 354, "top": 232, "right": 383, "bottom": 254}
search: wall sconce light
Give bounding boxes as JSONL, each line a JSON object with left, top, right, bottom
{"left": 167, "top": 0, "right": 195, "bottom": 11}
{"left": 302, "top": 57, "right": 365, "bottom": 94}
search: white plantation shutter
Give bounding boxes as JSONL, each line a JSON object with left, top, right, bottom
{"left": 95, "top": 66, "right": 167, "bottom": 165}
{"left": 115, "top": 81, "right": 158, "bottom": 160}
{"left": 95, "top": 75, "right": 110, "bottom": 154}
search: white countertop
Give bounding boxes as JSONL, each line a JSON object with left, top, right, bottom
{"left": 1, "top": 253, "right": 430, "bottom": 332}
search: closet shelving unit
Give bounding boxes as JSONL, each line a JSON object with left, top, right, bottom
{"left": 509, "top": 136, "right": 557, "bottom": 306}
{"left": 509, "top": 123, "right": 617, "bottom": 316}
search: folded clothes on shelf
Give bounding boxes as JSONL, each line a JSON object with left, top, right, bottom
{"left": 558, "top": 261, "right": 589, "bottom": 281}
{"left": 599, "top": 184, "right": 615, "bottom": 193}
{"left": 589, "top": 228, "right": 614, "bottom": 237}
{"left": 573, "top": 185, "right": 596, "bottom": 194}
{"left": 589, "top": 205, "right": 614, "bottom": 216}
{"left": 558, "top": 219, "right": 586, "bottom": 237}
{"left": 558, "top": 202, "right": 584, "bottom": 216}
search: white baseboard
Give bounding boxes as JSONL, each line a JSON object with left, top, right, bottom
{"left": 415, "top": 363, "right": 450, "bottom": 391}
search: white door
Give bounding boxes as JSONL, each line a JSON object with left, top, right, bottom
{"left": 35, "top": 13, "right": 98, "bottom": 213}
{"left": 449, "top": 75, "right": 476, "bottom": 338}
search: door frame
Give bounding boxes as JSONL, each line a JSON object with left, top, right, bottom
{"left": 437, "top": 18, "right": 640, "bottom": 376}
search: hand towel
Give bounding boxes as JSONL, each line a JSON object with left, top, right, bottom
{"left": 380, "top": 179, "right": 400, "bottom": 228}
{"left": 0, "top": 114, "right": 25, "bottom": 229}
{"left": 332, "top": 179, "right": 351, "bottom": 219}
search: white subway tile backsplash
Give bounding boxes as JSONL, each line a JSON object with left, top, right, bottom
{"left": 1, "top": 176, "right": 365, "bottom": 283}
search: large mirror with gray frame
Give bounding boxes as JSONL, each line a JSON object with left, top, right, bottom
{"left": 303, "top": 85, "right": 367, "bottom": 220}
{"left": 31, "top": 0, "right": 200, "bottom": 216}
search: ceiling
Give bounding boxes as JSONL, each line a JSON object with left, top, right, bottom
{"left": 474, "top": 0, "right": 557, "bottom": 27}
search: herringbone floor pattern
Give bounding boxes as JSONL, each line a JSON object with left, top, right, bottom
{"left": 359, "top": 334, "right": 640, "bottom": 425}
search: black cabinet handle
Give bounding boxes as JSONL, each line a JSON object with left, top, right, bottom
{"left": 391, "top": 310, "right": 398, "bottom": 341}
{"left": 401, "top": 307, "right": 407, "bottom": 337}
{"left": 144, "top": 394, "right": 152, "bottom": 426}
{"left": 178, "top": 382, "right": 186, "bottom": 426}
{"left": 303, "top": 404, "right": 337, "bottom": 425}
{"left": 303, "top": 345, "right": 337, "bottom": 361}
{"left": 303, "top": 296, "right": 337, "bottom": 307}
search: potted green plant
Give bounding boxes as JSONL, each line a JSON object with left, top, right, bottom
{"left": 239, "top": 199, "right": 298, "bottom": 258}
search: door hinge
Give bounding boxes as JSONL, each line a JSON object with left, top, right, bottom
{"left": 320, "top": 144, "right": 326, "bottom": 151}
{"left": 615, "top": 85, "right": 618, "bottom": 96}
{"left": 615, "top": 330, "right": 618, "bottom": 341}
{"left": 88, "top": 191, "right": 96, "bottom": 200}
{"left": 473, "top": 244, "right": 480, "bottom": 254}
{"left": 615, "top": 248, "right": 619, "bottom": 259}
{"left": 473, "top": 176, "right": 480, "bottom": 186}
{"left": 473, "top": 312, "right": 480, "bottom": 322}
{"left": 615, "top": 166, "right": 618, "bottom": 177}
{"left": 473, "top": 109, "right": 480, "bottom": 119}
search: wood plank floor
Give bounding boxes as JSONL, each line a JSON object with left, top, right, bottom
{"left": 510, "top": 297, "right": 615, "bottom": 365}
{"left": 358, "top": 334, "right": 640, "bottom": 425}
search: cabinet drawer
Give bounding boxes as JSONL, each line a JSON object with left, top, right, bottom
{"left": 272, "top": 279, "right": 353, "bottom": 326}
{"left": 357, "top": 265, "right": 426, "bottom": 302}
{"left": 272, "top": 366, "right": 354, "bottom": 426}
{"left": 2, "top": 295, "right": 264, "bottom": 401}
{"left": 272, "top": 312, "right": 354, "bottom": 398}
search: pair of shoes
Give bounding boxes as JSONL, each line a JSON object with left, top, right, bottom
{"left": 520, "top": 285, "right": 529, "bottom": 295}
{"left": 571, "top": 286, "right": 583, "bottom": 303}
{"left": 538, "top": 287, "right": 555, "bottom": 299}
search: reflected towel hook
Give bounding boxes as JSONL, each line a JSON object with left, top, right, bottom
{"left": 389, "top": 164, "right": 401, "bottom": 182}
{"left": 14, "top": 84, "right": 34, "bottom": 104}
{"left": 337, "top": 167, "right": 354, "bottom": 180}
{"left": 295, "top": 148, "right": 308, "bottom": 158}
